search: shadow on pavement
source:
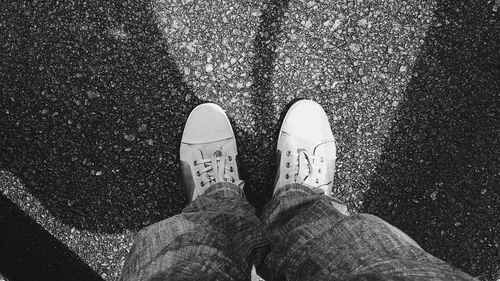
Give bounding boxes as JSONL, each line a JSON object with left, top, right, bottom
{"left": 1, "top": 0, "right": 203, "bottom": 233}
{"left": 362, "top": 1, "right": 499, "bottom": 279}
{"left": 0, "top": 0, "right": 294, "bottom": 233}
{"left": 0, "top": 194, "right": 102, "bottom": 281}
{"left": 0, "top": 0, "right": 294, "bottom": 232}
{"left": 241, "top": 0, "right": 292, "bottom": 211}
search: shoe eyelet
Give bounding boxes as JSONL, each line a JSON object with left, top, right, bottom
{"left": 318, "top": 168, "right": 321, "bottom": 173}
{"left": 315, "top": 178, "right": 319, "bottom": 184}
{"left": 230, "top": 167, "right": 234, "bottom": 172}
{"left": 232, "top": 178, "right": 235, "bottom": 183}
{"left": 196, "top": 171, "right": 200, "bottom": 176}
{"left": 228, "top": 156, "right": 232, "bottom": 161}
{"left": 193, "top": 160, "right": 197, "bottom": 166}
{"left": 200, "top": 182, "right": 204, "bottom": 187}
{"left": 286, "top": 151, "right": 291, "bottom": 156}
{"left": 320, "top": 158, "right": 324, "bottom": 163}
{"left": 286, "top": 162, "right": 290, "bottom": 168}
{"left": 285, "top": 174, "right": 289, "bottom": 179}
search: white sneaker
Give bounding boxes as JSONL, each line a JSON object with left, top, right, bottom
{"left": 274, "top": 100, "right": 336, "bottom": 196}
{"left": 180, "top": 103, "right": 243, "bottom": 201}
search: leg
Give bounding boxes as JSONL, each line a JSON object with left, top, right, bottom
{"left": 262, "top": 183, "right": 475, "bottom": 280}
{"left": 121, "top": 103, "right": 266, "bottom": 281}
{"left": 121, "top": 183, "right": 265, "bottom": 281}
{"left": 261, "top": 100, "right": 476, "bottom": 281}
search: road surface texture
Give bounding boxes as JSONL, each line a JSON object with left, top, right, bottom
{"left": 1, "top": 0, "right": 499, "bottom": 280}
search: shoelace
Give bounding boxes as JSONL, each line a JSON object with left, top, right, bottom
{"left": 284, "top": 149, "right": 329, "bottom": 194}
{"left": 194, "top": 149, "right": 243, "bottom": 189}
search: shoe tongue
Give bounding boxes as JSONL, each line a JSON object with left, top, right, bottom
{"left": 297, "top": 151, "right": 312, "bottom": 180}
{"left": 284, "top": 134, "right": 332, "bottom": 153}
{"left": 213, "top": 149, "right": 222, "bottom": 158}
{"left": 283, "top": 139, "right": 334, "bottom": 186}
{"left": 197, "top": 140, "right": 227, "bottom": 158}
{"left": 211, "top": 149, "right": 225, "bottom": 182}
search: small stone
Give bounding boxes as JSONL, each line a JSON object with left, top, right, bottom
{"left": 146, "top": 139, "right": 154, "bottom": 146}
{"left": 331, "top": 19, "right": 342, "bottom": 30}
{"left": 124, "top": 134, "right": 135, "bottom": 141}
{"left": 361, "top": 76, "right": 368, "bottom": 83}
{"left": 480, "top": 189, "right": 487, "bottom": 195}
{"left": 230, "top": 57, "right": 237, "bottom": 64}
{"left": 138, "top": 124, "right": 147, "bottom": 132}
{"left": 41, "top": 109, "right": 49, "bottom": 114}
{"left": 306, "top": 1, "right": 316, "bottom": 8}
{"left": 430, "top": 191, "right": 438, "bottom": 201}
{"left": 232, "top": 28, "right": 241, "bottom": 36}
{"left": 87, "top": 91, "right": 100, "bottom": 99}
{"left": 183, "top": 66, "right": 190, "bottom": 75}
{"left": 95, "top": 171, "right": 102, "bottom": 176}
{"left": 349, "top": 43, "right": 360, "bottom": 53}
{"left": 304, "top": 20, "right": 313, "bottom": 29}
{"left": 323, "top": 20, "right": 333, "bottom": 27}
{"left": 400, "top": 65, "right": 407, "bottom": 72}
{"left": 392, "top": 100, "right": 399, "bottom": 107}
{"left": 251, "top": 10, "right": 262, "bottom": 17}
{"left": 357, "top": 18, "right": 368, "bottom": 27}
{"left": 205, "top": 63, "right": 213, "bottom": 73}
{"left": 171, "top": 19, "right": 181, "bottom": 30}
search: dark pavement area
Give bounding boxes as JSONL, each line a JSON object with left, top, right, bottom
{"left": 1, "top": 0, "right": 499, "bottom": 280}
{"left": 362, "top": 1, "right": 500, "bottom": 279}
{"left": 0, "top": 194, "right": 102, "bottom": 281}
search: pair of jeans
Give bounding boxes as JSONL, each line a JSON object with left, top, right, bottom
{"left": 120, "top": 183, "right": 475, "bottom": 281}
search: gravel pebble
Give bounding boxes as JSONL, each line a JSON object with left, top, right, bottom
{"left": 349, "top": 43, "right": 361, "bottom": 53}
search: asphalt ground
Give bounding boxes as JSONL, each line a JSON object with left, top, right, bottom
{"left": 1, "top": 0, "right": 499, "bottom": 280}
